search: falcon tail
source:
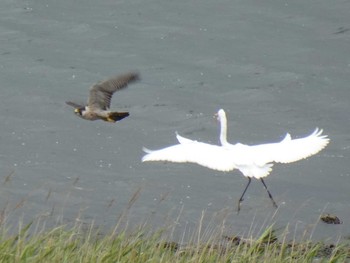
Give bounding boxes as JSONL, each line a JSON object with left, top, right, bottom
{"left": 106, "top": 112, "right": 129, "bottom": 122}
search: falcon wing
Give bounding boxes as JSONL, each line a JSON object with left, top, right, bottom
{"left": 88, "top": 72, "right": 140, "bottom": 110}
{"left": 66, "top": 101, "right": 85, "bottom": 108}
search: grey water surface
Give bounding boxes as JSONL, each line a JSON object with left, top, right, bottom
{"left": 0, "top": 0, "right": 349, "bottom": 242}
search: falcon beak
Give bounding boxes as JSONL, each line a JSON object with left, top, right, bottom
{"left": 74, "top": 108, "right": 80, "bottom": 113}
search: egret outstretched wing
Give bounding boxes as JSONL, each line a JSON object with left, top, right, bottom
{"left": 245, "top": 128, "right": 329, "bottom": 166}
{"left": 176, "top": 132, "right": 197, "bottom": 144}
{"left": 142, "top": 141, "right": 237, "bottom": 172}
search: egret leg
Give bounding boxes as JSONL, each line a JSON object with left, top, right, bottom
{"left": 237, "top": 177, "right": 251, "bottom": 213}
{"left": 260, "top": 178, "right": 278, "bottom": 208}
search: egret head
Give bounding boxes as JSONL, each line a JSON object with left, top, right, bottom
{"left": 214, "top": 109, "right": 226, "bottom": 122}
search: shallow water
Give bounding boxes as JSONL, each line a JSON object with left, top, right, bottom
{"left": 0, "top": 0, "right": 349, "bottom": 241}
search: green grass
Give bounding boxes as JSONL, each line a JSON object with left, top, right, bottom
{"left": 0, "top": 220, "right": 348, "bottom": 262}
{"left": 0, "top": 176, "right": 348, "bottom": 262}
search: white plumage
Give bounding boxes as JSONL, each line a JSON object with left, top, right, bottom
{"left": 214, "top": 109, "right": 329, "bottom": 178}
{"left": 143, "top": 136, "right": 237, "bottom": 172}
{"left": 142, "top": 109, "right": 330, "bottom": 211}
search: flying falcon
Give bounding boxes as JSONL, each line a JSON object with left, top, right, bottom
{"left": 66, "top": 72, "right": 140, "bottom": 122}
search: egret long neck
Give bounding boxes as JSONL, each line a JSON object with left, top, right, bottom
{"left": 219, "top": 114, "right": 229, "bottom": 146}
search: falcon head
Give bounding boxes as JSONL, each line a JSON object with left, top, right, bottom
{"left": 74, "top": 107, "right": 84, "bottom": 116}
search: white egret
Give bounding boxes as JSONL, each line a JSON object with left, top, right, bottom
{"left": 213, "top": 109, "right": 329, "bottom": 211}
{"left": 142, "top": 109, "right": 330, "bottom": 212}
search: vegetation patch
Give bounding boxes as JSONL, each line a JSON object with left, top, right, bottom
{"left": 0, "top": 221, "right": 349, "bottom": 262}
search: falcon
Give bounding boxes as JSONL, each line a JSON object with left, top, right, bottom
{"left": 66, "top": 72, "right": 139, "bottom": 122}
